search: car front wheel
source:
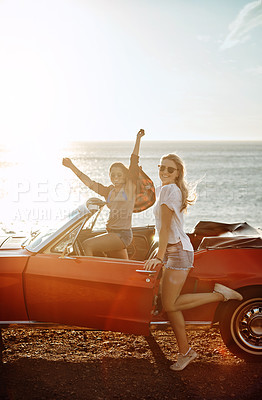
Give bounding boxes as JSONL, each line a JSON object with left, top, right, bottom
{"left": 219, "top": 288, "right": 262, "bottom": 362}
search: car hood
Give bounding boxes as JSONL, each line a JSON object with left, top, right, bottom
{"left": 0, "top": 235, "right": 27, "bottom": 250}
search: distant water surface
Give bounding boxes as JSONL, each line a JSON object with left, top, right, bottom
{"left": 0, "top": 141, "right": 261, "bottom": 235}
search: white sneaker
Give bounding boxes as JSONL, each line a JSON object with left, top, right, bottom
{"left": 170, "top": 348, "right": 198, "bottom": 371}
{"left": 214, "top": 283, "right": 243, "bottom": 302}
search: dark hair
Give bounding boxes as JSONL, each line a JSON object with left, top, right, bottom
{"left": 109, "top": 162, "right": 129, "bottom": 176}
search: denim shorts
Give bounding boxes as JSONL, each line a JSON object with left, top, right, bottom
{"left": 163, "top": 241, "right": 194, "bottom": 271}
{"left": 107, "top": 229, "right": 133, "bottom": 248}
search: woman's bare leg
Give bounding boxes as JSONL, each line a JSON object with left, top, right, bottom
{"left": 161, "top": 269, "right": 190, "bottom": 354}
{"left": 82, "top": 233, "right": 126, "bottom": 257}
{"left": 167, "top": 310, "right": 189, "bottom": 354}
{"left": 161, "top": 268, "right": 224, "bottom": 354}
{"left": 172, "top": 292, "right": 223, "bottom": 311}
{"left": 161, "top": 269, "right": 223, "bottom": 313}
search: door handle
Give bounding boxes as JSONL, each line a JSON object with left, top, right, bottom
{"left": 136, "top": 269, "right": 157, "bottom": 275}
{"left": 59, "top": 255, "right": 78, "bottom": 260}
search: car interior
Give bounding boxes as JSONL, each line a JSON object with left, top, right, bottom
{"left": 47, "top": 199, "right": 261, "bottom": 261}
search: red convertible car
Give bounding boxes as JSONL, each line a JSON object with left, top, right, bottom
{"left": 0, "top": 198, "right": 261, "bottom": 362}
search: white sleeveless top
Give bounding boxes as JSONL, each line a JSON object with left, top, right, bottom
{"left": 153, "top": 184, "right": 193, "bottom": 252}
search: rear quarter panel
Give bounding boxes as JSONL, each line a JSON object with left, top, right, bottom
{"left": 192, "top": 248, "right": 262, "bottom": 287}
{"left": 181, "top": 248, "right": 262, "bottom": 322}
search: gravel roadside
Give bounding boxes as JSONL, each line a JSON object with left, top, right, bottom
{"left": 0, "top": 328, "right": 261, "bottom": 400}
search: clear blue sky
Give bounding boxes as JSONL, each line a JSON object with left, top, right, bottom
{"left": 0, "top": 0, "right": 262, "bottom": 143}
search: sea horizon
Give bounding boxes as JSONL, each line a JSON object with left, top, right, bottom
{"left": 1, "top": 140, "right": 261, "bottom": 235}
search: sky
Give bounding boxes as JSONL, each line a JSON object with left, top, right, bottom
{"left": 0, "top": 0, "right": 262, "bottom": 144}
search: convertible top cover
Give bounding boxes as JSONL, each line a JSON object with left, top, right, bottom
{"left": 193, "top": 221, "right": 262, "bottom": 250}
{"left": 193, "top": 221, "right": 259, "bottom": 237}
{"left": 199, "top": 236, "right": 262, "bottom": 250}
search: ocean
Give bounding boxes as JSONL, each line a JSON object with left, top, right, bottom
{"left": 0, "top": 141, "right": 261, "bottom": 235}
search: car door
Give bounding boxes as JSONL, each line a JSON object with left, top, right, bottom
{"left": 23, "top": 254, "right": 161, "bottom": 336}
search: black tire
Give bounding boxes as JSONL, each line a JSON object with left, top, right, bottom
{"left": 219, "top": 287, "right": 262, "bottom": 362}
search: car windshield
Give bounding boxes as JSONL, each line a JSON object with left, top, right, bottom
{"left": 25, "top": 208, "right": 82, "bottom": 251}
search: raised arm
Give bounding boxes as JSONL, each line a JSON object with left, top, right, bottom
{"left": 128, "top": 129, "right": 145, "bottom": 184}
{"left": 132, "top": 129, "right": 145, "bottom": 157}
{"left": 62, "top": 158, "right": 111, "bottom": 198}
{"left": 62, "top": 158, "right": 93, "bottom": 188}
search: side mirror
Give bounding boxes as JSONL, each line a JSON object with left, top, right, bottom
{"left": 66, "top": 244, "right": 74, "bottom": 255}
{"left": 60, "top": 244, "right": 75, "bottom": 259}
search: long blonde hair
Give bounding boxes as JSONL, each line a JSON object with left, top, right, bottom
{"left": 161, "top": 153, "right": 197, "bottom": 212}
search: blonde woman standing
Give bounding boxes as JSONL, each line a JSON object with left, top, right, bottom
{"left": 145, "top": 153, "right": 243, "bottom": 371}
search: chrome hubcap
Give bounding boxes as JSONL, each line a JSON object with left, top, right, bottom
{"left": 233, "top": 300, "right": 262, "bottom": 352}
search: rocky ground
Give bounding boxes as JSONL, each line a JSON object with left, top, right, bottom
{"left": 0, "top": 328, "right": 261, "bottom": 400}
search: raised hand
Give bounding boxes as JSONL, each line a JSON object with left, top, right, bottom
{"left": 137, "top": 129, "right": 145, "bottom": 139}
{"left": 62, "top": 157, "right": 74, "bottom": 169}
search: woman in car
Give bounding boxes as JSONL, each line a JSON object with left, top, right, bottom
{"left": 145, "top": 153, "right": 243, "bottom": 371}
{"left": 62, "top": 129, "right": 145, "bottom": 259}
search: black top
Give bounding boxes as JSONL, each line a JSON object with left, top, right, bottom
{"left": 198, "top": 236, "right": 262, "bottom": 250}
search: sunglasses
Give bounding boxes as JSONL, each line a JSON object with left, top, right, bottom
{"left": 110, "top": 173, "right": 124, "bottom": 178}
{"left": 158, "top": 165, "right": 178, "bottom": 174}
